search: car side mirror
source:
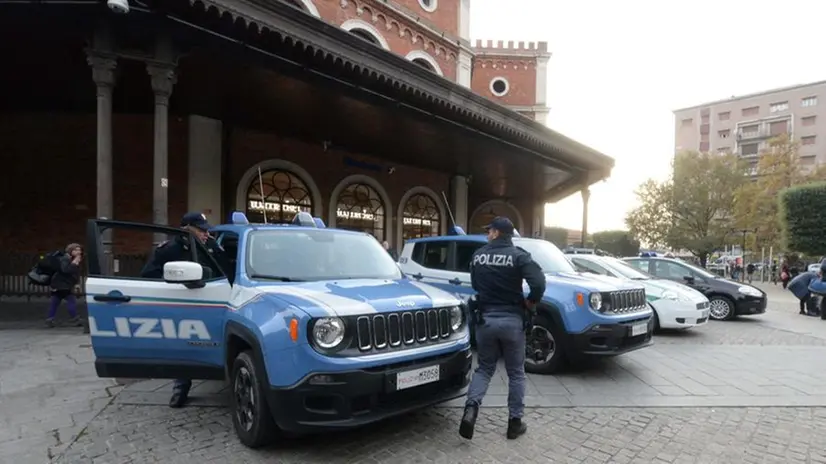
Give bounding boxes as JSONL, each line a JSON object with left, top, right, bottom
{"left": 164, "top": 261, "right": 206, "bottom": 289}
{"left": 683, "top": 275, "right": 695, "bottom": 284}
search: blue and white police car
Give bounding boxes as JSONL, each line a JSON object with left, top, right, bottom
{"left": 397, "top": 228, "right": 653, "bottom": 374}
{"left": 83, "top": 212, "right": 471, "bottom": 448}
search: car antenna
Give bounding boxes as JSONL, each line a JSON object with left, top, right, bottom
{"left": 257, "top": 166, "right": 268, "bottom": 224}
{"left": 441, "top": 191, "right": 465, "bottom": 235}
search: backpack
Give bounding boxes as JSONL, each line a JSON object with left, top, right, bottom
{"left": 27, "top": 250, "right": 66, "bottom": 286}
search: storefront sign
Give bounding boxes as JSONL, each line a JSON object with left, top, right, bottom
{"left": 403, "top": 217, "right": 432, "bottom": 226}
{"left": 337, "top": 210, "right": 375, "bottom": 221}
{"left": 248, "top": 200, "right": 306, "bottom": 214}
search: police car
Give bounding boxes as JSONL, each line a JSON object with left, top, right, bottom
{"left": 397, "top": 228, "right": 653, "bottom": 374}
{"left": 83, "top": 212, "right": 471, "bottom": 448}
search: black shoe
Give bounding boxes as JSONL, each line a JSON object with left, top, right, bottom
{"left": 169, "top": 390, "right": 189, "bottom": 408}
{"left": 459, "top": 403, "right": 478, "bottom": 440}
{"left": 506, "top": 417, "right": 527, "bottom": 439}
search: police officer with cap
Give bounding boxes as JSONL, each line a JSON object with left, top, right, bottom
{"left": 459, "top": 216, "right": 546, "bottom": 440}
{"left": 140, "top": 212, "right": 227, "bottom": 408}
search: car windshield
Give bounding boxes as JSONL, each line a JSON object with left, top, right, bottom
{"left": 245, "top": 229, "right": 402, "bottom": 282}
{"left": 672, "top": 260, "right": 717, "bottom": 279}
{"left": 600, "top": 256, "right": 652, "bottom": 280}
{"left": 513, "top": 238, "right": 575, "bottom": 273}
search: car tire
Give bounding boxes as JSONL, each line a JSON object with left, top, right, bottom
{"left": 708, "top": 296, "right": 736, "bottom": 321}
{"left": 525, "top": 315, "right": 567, "bottom": 375}
{"left": 230, "top": 350, "right": 279, "bottom": 448}
{"left": 652, "top": 310, "right": 661, "bottom": 332}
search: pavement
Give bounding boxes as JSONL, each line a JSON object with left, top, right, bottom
{"left": 6, "top": 280, "right": 826, "bottom": 463}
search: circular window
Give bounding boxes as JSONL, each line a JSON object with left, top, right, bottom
{"left": 418, "top": 0, "right": 437, "bottom": 13}
{"left": 490, "top": 77, "right": 509, "bottom": 97}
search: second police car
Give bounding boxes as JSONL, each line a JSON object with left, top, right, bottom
{"left": 83, "top": 212, "right": 471, "bottom": 448}
{"left": 397, "top": 228, "right": 653, "bottom": 374}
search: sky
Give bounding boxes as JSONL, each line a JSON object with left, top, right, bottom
{"left": 469, "top": 0, "right": 826, "bottom": 233}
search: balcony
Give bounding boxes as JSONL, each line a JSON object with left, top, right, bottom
{"left": 736, "top": 128, "right": 771, "bottom": 141}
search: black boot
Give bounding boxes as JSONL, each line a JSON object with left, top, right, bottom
{"left": 169, "top": 388, "right": 189, "bottom": 408}
{"left": 506, "top": 417, "right": 527, "bottom": 439}
{"left": 459, "top": 403, "right": 478, "bottom": 439}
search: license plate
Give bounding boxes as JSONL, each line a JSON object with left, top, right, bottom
{"left": 396, "top": 365, "right": 440, "bottom": 391}
{"left": 630, "top": 322, "right": 648, "bottom": 337}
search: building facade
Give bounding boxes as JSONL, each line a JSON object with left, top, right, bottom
{"left": 0, "top": 0, "right": 606, "bottom": 268}
{"left": 673, "top": 80, "right": 826, "bottom": 175}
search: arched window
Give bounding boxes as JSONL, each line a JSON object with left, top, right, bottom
{"left": 349, "top": 28, "right": 380, "bottom": 46}
{"left": 246, "top": 169, "right": 313, "bottom": 224}
{"left": 335, "top": 183, "right": 385, "bottom": 240}
{"left": 412, "top": 58, "right": 435, "bottom": 72}
{"left": 470, "top": 202, "right": 520, "bottom": 234}
{"left": 402, "top": 194, "right": 441, "bottom": 240}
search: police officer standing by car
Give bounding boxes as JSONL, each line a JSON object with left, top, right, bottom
{"left": 140, "top": 212, "right": 228, "bottom": 408}
{"left": 459, "top": 217, "right": 546, "bottom": 441}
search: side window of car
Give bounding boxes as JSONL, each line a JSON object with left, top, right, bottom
{"left": 572, "top": 258, "right": 610, "bottom": 276}
{"left": 452, "top": 242, "right": 485, "bottom": 272}
{"left": 411, "top": 241, "right": 450, "bottom": 270}
{"left": 628, "top": 259, "right": 649, "bottom": 273}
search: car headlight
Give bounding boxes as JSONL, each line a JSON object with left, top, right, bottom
{"left": 738, "top": 285, "right": 762, "bottom": 297}
{"left": 449, "top": 306, "right": 463, "bottom": 331}
{"left": 312, "top": 317, "right": 345, "bottom": 349}
{"left": 662, "top": 291, "right": 681, "bottom": 301}
{"left": 589, "top": 292, "right": 602, "bottom": 311}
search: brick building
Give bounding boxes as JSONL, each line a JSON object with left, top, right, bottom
{"left": 0, "top": 0, "right": 609, "bottom": 266}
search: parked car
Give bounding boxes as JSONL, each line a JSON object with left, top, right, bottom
{"left": 623, "top": 257, "right": 767, "bottom": 321}
{"left": 567, "top": 254, "right": 710, "bottom": 331}
{"left": 84, "top": 212, "right": 472, "bottom": 448}
{"left": 398, "top": 230, "right": 653, "bottom": 375}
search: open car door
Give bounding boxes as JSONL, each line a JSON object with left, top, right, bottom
{"left": 84, "top": 219, "right": 232, "bottom": 380}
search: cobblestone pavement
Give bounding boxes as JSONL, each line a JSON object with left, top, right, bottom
{"left": 8, "top": 287, "right": 826, "bottom": 463}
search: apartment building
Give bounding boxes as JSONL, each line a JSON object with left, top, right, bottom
{"left": 673, "top": 80, "right": 826, "bottom": 174}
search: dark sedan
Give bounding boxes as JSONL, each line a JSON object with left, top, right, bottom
{"left": 623, "top": 257, "right": 767, "bottom": 321}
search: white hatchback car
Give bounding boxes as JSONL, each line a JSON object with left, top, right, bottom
{"left": 568, "top": 254, "right": 710, "bottom": 331}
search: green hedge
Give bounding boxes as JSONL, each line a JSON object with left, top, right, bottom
{"left": 779, "top": 182, "right": 826, "bottom": 255}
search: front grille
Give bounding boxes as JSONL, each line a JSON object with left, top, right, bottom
{"left": 356, "top": 308, "right": 452, "bottom": 352}
{"left": 696, "top": 301, "right": 710, "bottom": 310}
{"left": 603, "top": 289, "right": 647, "bottom": 313}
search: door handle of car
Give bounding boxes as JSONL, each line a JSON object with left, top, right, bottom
{"left": 449, "top": 278, "right": 462, "bottom": 285}
{"left": 411, "top": 273, "right": 423, "bottom": 280}
{"left": 94, "top": 294, "right": 132, "bottom": 303}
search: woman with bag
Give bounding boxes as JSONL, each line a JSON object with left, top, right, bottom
{"left": 781, "top": 260, "right": 791, "bottom": 289}
{"left": 46, "top": 243, "right": 84, "bottom": 328}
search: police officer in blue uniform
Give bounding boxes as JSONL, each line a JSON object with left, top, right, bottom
{"left": 459, "top": 217, "right": 546, "bottom": 440}
{"left": 140, "top": 212, "right": 226, "bottom": 408}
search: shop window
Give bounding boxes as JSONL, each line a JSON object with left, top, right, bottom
{"left": 246, "top": 169, "right": 313, "bottom": 224}
{"left": 402, "top": 193, "right": 441, "bottom": 240}
{"left": 336, "top": 183, "right": 385, "bottom": 241}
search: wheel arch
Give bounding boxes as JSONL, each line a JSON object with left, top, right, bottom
{"left": 225, "top": 321, "right": 270, "bottom": 385}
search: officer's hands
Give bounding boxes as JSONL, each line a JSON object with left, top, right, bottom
{"left": 524, "top": 299, "right": 537, "bottom": 311}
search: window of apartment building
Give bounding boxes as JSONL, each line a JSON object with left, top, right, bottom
{"left": 802, "top": 136, "right": 816, "bottom": 146}
{"left": 701, "top": 114, "right": 710, "bottom": 124}
{"left": 770, "top": 101, "right": 789, "bottom": 113}
{"left": 803, "top": 116, "right": 817, "bottom": 126}
{"left": 717, "top": 147, "right": 730, "bottom": 154}
{"left": 742, "top": 106, "right": 759, "bottom": 117}
{"left": 718, "top": 111, "right": 730, "bottom": 121}
{"left": 681, "top": 118, "right": 693, "bottom": 127}
{"left": 699, "top": 141, "right": 710, "bottom": 152}
{"left": 740, "top": 124, "right": 759, "bottom": 136}
{"left": 769, "top": 120, "right": 789, "bottom": 136}
{"left": 740, "top": 143, "right": 759, "bottom": 156}
{"left": 718, "top": 129, "right": 730, "bottom": 139}
{"left": 802, "top": 96, "right": 818, "bottom": 107}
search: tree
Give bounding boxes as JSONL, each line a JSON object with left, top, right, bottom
{"left": 592, "top": 230, "right": 640, "bottom": 257}
{"left": 779, "top": 181, "right": 826, "bottom": 256}
{"left": 626, "top": 151, "right": 746, "bottom": 266}
{"left": 732, "top": 135, "right": 826, "bottom": 250}
{"left": 543, "top": 227, "right": 570, "bottom": 248}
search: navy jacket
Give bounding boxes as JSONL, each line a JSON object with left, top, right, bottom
{"left": 470, "top": 236, "right": 546, "bottom": 314}
{"left": 789, "top": 271, "right": 817, "bottom": 299}
{"left": 50, "top": 254, "right": 81, "bottom": 291}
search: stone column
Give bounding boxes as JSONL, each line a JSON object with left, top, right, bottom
{"left": 87, "top": 52, "right": 117, "bottom": 224}
{"left": 147, "top": 61, "right": 176, "bottom": 231}
{"left": 449, "top": 175, "right": 468, "bottom": 231}
{"left": 581, "top": 187, "right": 590, "bottom": 247}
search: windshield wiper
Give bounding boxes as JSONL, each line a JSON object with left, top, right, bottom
{"left": 249, "top": 274, "right": 304, "bottom": 282}
{"left": 630, "top": 277, "right": 649, "bottom": 280}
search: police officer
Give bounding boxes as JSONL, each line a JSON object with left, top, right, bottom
{"left": 459, "top": 217, "right": 546, "bottom": 441}
{"left": 140, "top": 212, "right": 226, "bottom": 408}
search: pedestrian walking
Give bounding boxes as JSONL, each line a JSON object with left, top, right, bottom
{"left": 788, "top": 270, "right": 819, "bottom": 315}
{"left": 45, "top": 243, "right": 84, "bottom": 328}
{"left": 746, "top": 263, "right": 755, "bottom": 284}
{"left": 459, "top": 217, "right": 546, "bottom": 441}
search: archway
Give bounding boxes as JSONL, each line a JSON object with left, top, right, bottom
{"left": 284, "top": 0, "right": 320, "bottom": 18}
{"left": 469, "top": 200, "right": 525, "bottom": 234}
{"left": 340, "top": 19, "right": 391, "bottom": 50}
{"left": 397, "top": 187, "right": 445, "bottom": 246}
{"left": 329, "top": 175, "right": 393, "bottom": 242}
{"left": 244, "top": 170, "right": 314, "bottom": 224}
{"left": 405, "top": 50, "right": 443, "bottom": 76}
{"left": 235, "top": 159, "right": 323, "bottom": 219}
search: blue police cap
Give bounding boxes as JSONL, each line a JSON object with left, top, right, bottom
{"left": 181, "top": 212, "right": 212, "bottom": 231}
{"left": 483, "top": 216, "right": 515, "bottom": 235}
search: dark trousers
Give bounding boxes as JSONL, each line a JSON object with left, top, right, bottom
{"left": 800, "top": 294, "right": 809, "bottom": 313}
{"left": 47, "top": 290, "right": 78, "bottom": 319}
{"left": 173, "top": 379, "right": 192, "bottom": 393}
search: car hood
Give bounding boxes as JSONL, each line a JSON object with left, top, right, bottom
{"left": 251, "top": 279, "right": 459, "bottom": 318}
{"left": 649, "top": 278, "right": 708, "bottom": 301}
{"left": 543, "top": 272, "right": 644, "bottom": 292}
